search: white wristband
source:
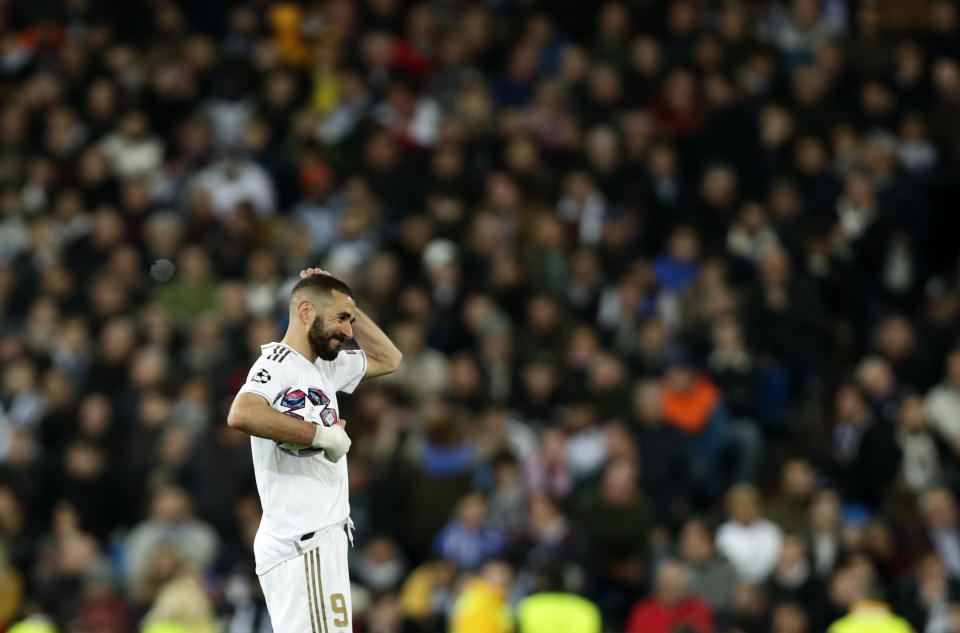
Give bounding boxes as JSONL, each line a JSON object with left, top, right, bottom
{"left": 311, "top": 424, "right": 351, "bottom": 463}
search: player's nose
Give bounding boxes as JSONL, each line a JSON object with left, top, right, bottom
{"left": 341, "top": 322, "right": 353, "bottom": 339}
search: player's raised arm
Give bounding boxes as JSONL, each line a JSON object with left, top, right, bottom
{"left": 352, "top": 307, "right": 402, "bottom": 379}
{"left": 299, "top": 267, "right": 402, "bottom": 380}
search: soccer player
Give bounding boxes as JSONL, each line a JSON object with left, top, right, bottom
{"left": 227, "top": 268, "right": 401, "bottom": 633}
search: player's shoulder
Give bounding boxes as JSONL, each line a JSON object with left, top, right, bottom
{"left": 248, "top": 343, "right": 305, "bottom": 380}
{"left": 254, "top": 343, "right": 317, "bottom": 367}
{"left": 259, "top": 342, "right": 295, "bottom": 363}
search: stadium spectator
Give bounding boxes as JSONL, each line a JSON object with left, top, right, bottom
{"left": 661, "top": 349, "right": 762, "bottom": 493}
{"left": 678, "top": 518, "right": 737, "bottom": 616}
{"left": 806, "top": 488, "right": 848, "bottom": 580}
{"left": 70, "top": 558, "right": 131, "bottom": 633}
{"left": 124, "top": 486, "right": 218, "bottom": 599}
{"left": 767, "top": 533, "right": 824, "bottom": 613}
{"left": 624, "top": 558, "right": 714, "bottom": 633}
{"left": 432, "top": 492, "right": 507, "bottom": 572}
{"left": 767, "top": 458, "right": 817, "bottom": 534}
{"left": 352, "top": 536, "right": 408, "bottom": 593}
{"left": 926, "top": 349, "right": 960, "bottom": 445}
{"left": 516, "top": 562, "right": 601, "bottom": 633}
{"left": 895, "top": 393, "right": 955, "bottom": 495}
{"left": 140, "top": 573, "right": 217, "bottom": 633}
{"left": 449, "top": 560, "right": 514, "bottom": 633}
{"left": 629, "top": 378, "right": 692, "bottom": 528}
{"left": 830, "top": 383, "right": 901, "bottom": 508}
{"left": 923, "top": 488, "right": 960, "bottom": 580}
{"left": 399, "top": 558, "right": 457, "bottom": 631}
{"left": 898, "top": 551, "right": 960, "bottom": 633}
{"left": 826, "top": 562, "right": 912, "bottom": 633}
{"left": 716, "top": 484, "right": 784, "bottom": 583}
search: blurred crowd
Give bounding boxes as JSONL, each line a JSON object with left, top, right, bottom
{"left": 3, "top": 0, "right": 960, "bottom": 632}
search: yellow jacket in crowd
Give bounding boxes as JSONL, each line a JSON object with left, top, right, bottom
{"left": 828, "top": 601, "right": 915, "bottom": 633}
{"left": 450, "top": 578, "right": 513, "bottom": 633}
{"left": 8, "top": 616, "right": 56, "bottom": 633}
{"left": 517, "top": 592, "right": 602, "bottom": 633}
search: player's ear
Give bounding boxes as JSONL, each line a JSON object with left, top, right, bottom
{"left": 297, "top": 299, "right": 314, "bottom": 324}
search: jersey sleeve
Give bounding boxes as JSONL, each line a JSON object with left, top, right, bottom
{"left": 316, "top": 349, "right": 367, "bottom": 394}
{"left": 237, "top": 352, "right": 296, "bottom": 404}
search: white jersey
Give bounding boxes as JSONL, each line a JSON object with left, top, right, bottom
{"left": 238, "top": 342, "right": 367, "bottom": 574}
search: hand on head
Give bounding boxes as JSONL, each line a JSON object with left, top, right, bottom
{"left": 299, "top": 268, "right": 331, "bottom": 279}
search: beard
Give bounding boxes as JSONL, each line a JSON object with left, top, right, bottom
{"left": 308, "top": 317, "right": 344, "bottom": 361}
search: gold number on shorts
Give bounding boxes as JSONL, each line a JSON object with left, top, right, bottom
{"left": 330, "top": 593, "right": 348, "bottom": 627}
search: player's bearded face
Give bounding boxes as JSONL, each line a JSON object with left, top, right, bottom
{"left": 308, "top": 313, "right": 344, "bottom": 361}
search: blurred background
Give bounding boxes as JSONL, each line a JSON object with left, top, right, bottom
{"left": 1, "top": 0, "right": 960, "bottom": 632}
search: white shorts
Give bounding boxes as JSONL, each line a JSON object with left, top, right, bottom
{"left": 259, "top": 523, "right": 352, "bottom": 633}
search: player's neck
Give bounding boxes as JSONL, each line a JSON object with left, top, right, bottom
{"left": 279, "top": 331, "right": 317, "bottom": 363}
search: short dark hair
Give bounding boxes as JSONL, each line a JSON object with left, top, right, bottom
{"left": 291, "top": 274, "right": 354, "bottom": 303}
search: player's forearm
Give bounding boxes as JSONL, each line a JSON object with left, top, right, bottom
{"left": 227, "top": 394, "right": 317, "bottom": 445}
{"left": 353, "top": 308, "right": 402, "bottom": 375}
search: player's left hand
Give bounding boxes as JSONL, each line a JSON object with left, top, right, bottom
{"left": 300, "top": 267, "right": 331, "bottom": 279}
{"left": 311, "top": 420, "right": 351, "bottom": 463}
